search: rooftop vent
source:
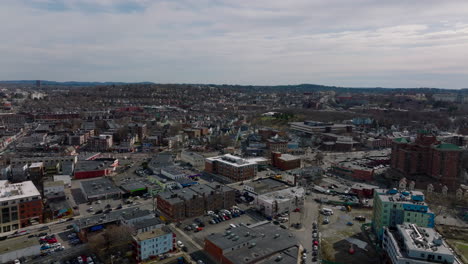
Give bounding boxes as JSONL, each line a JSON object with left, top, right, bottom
{"left": 274, "top": 234, "right": 280, "bottom": 239}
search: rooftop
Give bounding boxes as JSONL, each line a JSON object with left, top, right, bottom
{"left": 0, "top": 180, "right": 41, "bottom": 202}
{"left": 433, "top": 143, "right": 462, "bottom": 151}
{"left": 75, "top": 160, "right": 114, "bottom": 172}
{"left": 43, "top": 180, "right": 64, "bottom": 187}
{"left": 76, "top": 208, "right": 147, "bottom": 228}
{"left": 258, "top": 187, "right": 305, "bottom": 203}
{"left": 134, "top": 226, "right": 172, "bottom": 241}
{"left": 80, "top": 178, "right": 122, "bottom": 198}
{"left": 376, "top": 189, "right": 429, "bottom": 206}
{"left": 396, "top": 224, "right": 452, "bottom": 255}
{"left": 120, "top": 182, "right": 147, "bottom": 192}
{"left": 206, "top": 154, "right": 258, "bottom": 167}
{"left": 121, "top": 209, "right": 153, "bottom": 221}
{"left": 206, "top": 223, "right": 299, "bottom": 264}
{"left": 245, "top": 178, "right": 289, "bottom": 195}
{"left": 278, "top": 154, "right": 300, "bottom": 161}
{"left": 132, "top": 217, "right": 164, "bottom": 230}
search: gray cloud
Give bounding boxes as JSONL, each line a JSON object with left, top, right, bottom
{"left": 1, "top": 0, "right": 468, "bottom": 88}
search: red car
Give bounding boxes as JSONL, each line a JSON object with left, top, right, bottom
{"left": 196, "top": 227, "right": 203, "bottom": 231}
{"left": 293, "top": 208, "right": 301, "bottom": 212}
{"left": 46, "top": 238, "right": 58, "bottom": 243}
{"left": 313, "top": 240, "right": 319, "bottom": 246}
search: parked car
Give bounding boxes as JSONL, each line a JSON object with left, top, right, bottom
{"left": 355, "top": 216, "right": 366, "bottom": 221}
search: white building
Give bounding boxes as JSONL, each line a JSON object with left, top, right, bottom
{"left": 53, "top": 175, "right": 72, "bottom": 187}
{"left": 180, "top": 150, "right": 205, "bottom": 168}
{"left": 161, "top": 166, "right": 187, "bottom": 180}
{"left": 0, "top": 181, "right": 42, "bottom": 234}
{"left": 43, "top": 180, "right": 65, "bottom": 196}
{"left": 256, "top": 187, "right": 305, "bottom": 217}
{"left": 382, "top": 224, "right": 459, "bottom": 264}
{"left": 133, "top": 227, "right": 174, "bottom": 261}
{"left": 0, "top": 237, "right": 41, "bottom": 262}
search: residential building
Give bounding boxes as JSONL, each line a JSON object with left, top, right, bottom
{"left": 180, "top": 150, "right": 205, "bottom": 168}
{"left": 266, "top": 138, "right": 288, "bottom": 154}
{"left": 87, "top": 134, "right": 113, "bottom": 151}
{"left": 382, "top": 224, "right": 458, "bottom": 264}
{"left": 391, "top": 132, "right": 465, "bottom": 188}
{"left": 204, "top": 223, "right": 300, "bottom": 264}
{"left": 0, "top": 180, "right": 43, "bottom": 234}
{"left": 205, "top": 154, "right": 258, "bottom": 182}
{"left": 372, "top": 189, "right": 435, "bottom": 240}
{"left": 132, "top": 227, "right": 175, "bottom": 261}
{"left": 271, "top": 152, "right": 301, "bottom": 171}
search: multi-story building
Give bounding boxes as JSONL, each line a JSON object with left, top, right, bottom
{"left": 266, "top": 138, "right": 288, "bottom": 154}
{"left": 205, "top": 154, "right": 258, "bottom": 182}
{"left": 382, "top": 224, "right": 458, "bottom": 264}
{"left": 372, "top": 188, "right": 435, "bottom": 240}
{"left": 87, "top": 134, "right": 113, "bottom": 151}
{"left": 0, "top": 181, "right": 43, "bottom": 234}
{"left": 391, "top": 132, "right": 464, "bottom": 188}
{"left": 180, "top": 150, "right": 205, "bottom": 168}
{"left": 128, "top": 123, "right": 147, "bottom": 141}
{"left": 289, "top": 121, "right": 354, "bottom": 135}
{"left": 132, "top": 227, "right": 175, "bottom": 262}
{"left": 256, "top": 187, "right": 305, "bottom": 217}
{"left": 271, "top": 152, "right": 301, "bottom": 170}
{"left": 156, "top": 183, "right": 235, "bottom": 221}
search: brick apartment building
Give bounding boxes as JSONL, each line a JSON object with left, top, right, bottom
{"left": 0, "top": 181, "right": 43, "bottom": 234}
{"left": 266, "top": 138, "right": 288, "bottom": 154}
{"left": 271, "top": 152, "right": 301, "bottom": 170}
{"left": 156, "top": 183, "right": 235, "bottom": 221}
{"left": 205, "top": 154, "right": 258, "bottom": 182}
{"left": 391, "top": 132, "right": 464, "bottom": 188}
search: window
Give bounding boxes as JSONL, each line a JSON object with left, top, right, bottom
{"left": 437, "top": 256, "right": 442, "bottom": 260}
{"left": 421, "top": 253, "right": 425, "bottom": 258}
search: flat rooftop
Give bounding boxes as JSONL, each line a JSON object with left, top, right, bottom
{"left": 206, "top": 223, "right": 299, "bottom": 264}
{"left": 376, "top": 189, "right": 430, "bottom": 207}
{"left": 80, "top": 178, "right": 122, "bottom": 198}
{"left": 0, "top": 180, "right": 41, "bottom": 202}
{"left": 134, "top": 226, "right": 172, "bottom": 241}
{"left": 206, "top": 154, "right": 258, "bottom": 167}
{"left": 396, "top": 224, "right": 452, "bottom": 255}
{"left": 246, "top": 178, "right": 289, "bottom": 195}
{"left": 278, "top": 154, "right": 300, "bottom": 161}
{"left": 76, "top": 208, "right": 147, "bottom": 229}
{"left": 258, "top": 187, "right": 305, "bottom": 203}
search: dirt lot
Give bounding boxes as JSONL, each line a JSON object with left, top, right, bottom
{"left": 319, "top": 206, "right": 378, "bottom": 264}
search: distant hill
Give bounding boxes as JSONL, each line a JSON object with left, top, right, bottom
{"left": 1, "top": 80, "right": 466, "bottom": 94}
{"left": 0, "top": 80, "right": 154, "bottom": 87}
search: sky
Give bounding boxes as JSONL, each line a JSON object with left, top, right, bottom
{"left": 1, "top": 0, "right": 468, "bottom": 88}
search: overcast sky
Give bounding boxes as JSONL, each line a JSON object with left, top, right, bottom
{"left": 1, "top": 0, "right": 468, "bottom": 88}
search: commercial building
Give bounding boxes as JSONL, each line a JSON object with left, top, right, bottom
{"left": 120, "top": 182, "right": 147, "bottom": 198}
{"left": 10, "top": 155, "right": 77, "bottom": 166}
{"left": 156, "top": 183, "right": 235, "bottom": 221}
{"left": 120, "top": 209, "right": 153, "bottom": 226}
{"left": 290, "top": 121, "right": 354, "bottom": 135}
{"left": 391, "top": 133, "right": 465, "bottom": 188}
{"left": 0, "top": 181, "right": 43, "bottom": 233}
{"left": 271, "top": 152, "right": 301, "bottom": 171}
{"left": 79, "top": 178, "right": 123, "bottom": 201}
{"left": 351, "top": 183, "right": 378, "bottom": 198}
{"left": 205, "top": 154, "right": 258, "bottom": 182}
{"left": 131, "top": 218, "right": 164, "bottom": 234}
{"left": 266, "top": 138, "right": 288, "bottom": 154}
{"left": 243, "top": 178, "right": 291, "bottom": 197}
{"left": 372, "top": 189, "right": 435, "bottom": 240}
{"left": 87, "top": 134, "right": 113, "bottom": 151}
{"left": 256, "top": 187, "right": 305, "bottom": 217}
{"left": 204, "top": 223, "right": 300, "bottom": 264}
{"left": 382, "top": 224, "right": 458, "bottom": 264}
{"left": 43, "top": 180, "right": 65, "bottom": 197}
{"left": 0, "top": 236, "right": 41, "bottom": 262}
{"left": 74, "top": 158, "right": 118, "bottom": 179}
{"left": 132, "top": 227, "right": 175, "bottom": 262}
{"left": 180, "top": 150, "right": 205, "bottom": 168}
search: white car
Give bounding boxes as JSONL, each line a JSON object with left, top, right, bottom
{"left": 14, "top": 260, "right": 20, "bottom": 264}
{"left": 77, "top": 256, "right": 84, "bottom": 264}
{"left": 177, "top": 241, "right": 184, "bottom": 247}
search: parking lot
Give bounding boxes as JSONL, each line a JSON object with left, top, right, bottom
{"left": 318, "top": 205, "right": 378, "bottom": 264}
